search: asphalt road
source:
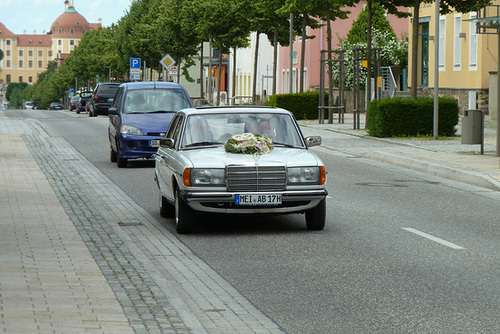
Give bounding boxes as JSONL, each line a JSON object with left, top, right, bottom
{"left": 14, "top": 109, "right": 500, "bottom": 333}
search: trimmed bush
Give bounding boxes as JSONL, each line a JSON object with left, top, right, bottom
{"left": 268, "top": 91, "right": 327, "bottom": 120}
{"left": 367, "top": 97, "right": 459, "bottom": 137}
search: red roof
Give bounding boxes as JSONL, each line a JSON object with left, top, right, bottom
{"left": 17, "top": 34, "right": 52, "bottom": 47}
{"left": 0, "top": 22, "right": 16, "bottom": 38}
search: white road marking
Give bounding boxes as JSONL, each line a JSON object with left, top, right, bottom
{"left": 402, "top": 227, "right": 465, "bottom": 250}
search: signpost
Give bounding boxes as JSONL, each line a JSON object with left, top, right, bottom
{"left": 160, "top": 54, "right": 175, "bottom": 71}
{"left": 130, "top": 58, "right": 141, "bottom": 81}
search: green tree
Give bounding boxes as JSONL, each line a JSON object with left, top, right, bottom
{"left": 348, "top": 2, "right": 396, "bottom": 43}
{"left": 6, "top": 82, "right": 28, "bottom": 108}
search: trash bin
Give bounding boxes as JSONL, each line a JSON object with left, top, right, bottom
{"left": 462, "top": 109, "right": 483, "bottom": 145}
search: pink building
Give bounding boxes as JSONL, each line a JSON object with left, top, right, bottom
{"left": 278, "top": 2, "right": 409, "bottom": 94}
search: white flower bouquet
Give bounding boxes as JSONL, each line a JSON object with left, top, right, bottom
{"left": 224, "top": 133, "right": 274, "bottom": 155}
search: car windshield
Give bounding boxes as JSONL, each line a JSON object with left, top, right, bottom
{"left": 124, "top": 89, "right": 191, "bottom": 114}
{"left": 181, "top": 112, "right": 304, "bottom": 149}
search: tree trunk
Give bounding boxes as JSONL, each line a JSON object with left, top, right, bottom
{"left": 411, "top": 0, "right": 421, "bottom": 98}
{"left": 177, "top": 59, "right": 181, "bottom": 83}
{"left": 232, "top": 47, "right": 237, "bottom": 103}
{"left": 217, "top": 48, "right": 223, "bottom": 105}
{"left": 300, "top": 14, "right": 307, "bottom": 93}
{"left": 367, "top": 0, "right": 372, "bottom": 111}
{"left": 272, "top": 24, "right": 279, "bottom": 96}
{"left": 326, "top": 4, "right": 334, "bottom": 123}
{"left": 200, "top": 43, "right": 204, "bottom": 99}
{"left": 252, "top": 33, "right": 260, "bottom": 103}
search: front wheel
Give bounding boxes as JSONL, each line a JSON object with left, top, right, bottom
{"left": 175, "top": 189, "right": 195, "bottom": 234}
{"left": 160, "top": 192, "right": 174, "bottom": 218}
{"left": 110, "top": 146, "right": 117, "bottom": 162}
{"left": 117, "top": 157, "right": 127, "bottom": 168}
{"left": 305, "top": 199, "right": 326, "bottom": 230}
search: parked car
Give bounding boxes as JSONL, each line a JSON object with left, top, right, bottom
{"left": 24, "top": 101, "right": 34, "bottom": 109}
{"left": 154, "top": 106, "right": 328, "bottom": 234}
{"left": 88, "top": 82, "right": 121, "bottom": 117}
{"left": 69, "top": 96, "right": 80, "bottom": 111}
{"left": 108, "top": 81, "right": 193, "bottom": 168}
{"left": 77, "top": 91, "right": 92, "bottom": 114}
{"left": 49, "top": 102, "right": 64, "bottom": 110}
{"left": 0, "top": 105, "right": 8, "bottom": 110}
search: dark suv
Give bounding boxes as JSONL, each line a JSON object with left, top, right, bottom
{"left": 88, "top": 82, "right": 121, "bottom": 117}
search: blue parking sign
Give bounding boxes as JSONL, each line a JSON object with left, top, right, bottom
{"left": 130, "top": 58, "right": 141, "bottom": 69}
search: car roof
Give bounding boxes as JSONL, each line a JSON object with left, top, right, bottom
{"left": 179, "top": 106, "right": 292, "bottom": 116}
{"left": 120, "top": 81, "right": 185, "bottom": 90}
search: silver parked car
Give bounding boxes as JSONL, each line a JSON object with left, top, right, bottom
{"left": 154, "top": 106, "right": 328, "bottom": 234}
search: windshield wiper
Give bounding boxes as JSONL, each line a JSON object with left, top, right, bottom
{"left": 148, "top": 110, "right": 176, "bottom": 114}
{"left": 184, "top": 141, "right": 223, "bottom": 148}
{"left": 272, "top": 142, "right": 297, "bottom": 148}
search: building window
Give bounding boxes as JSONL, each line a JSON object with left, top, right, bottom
{"left": 19, "top": 50, "right": 23, "bottom": 56}
{"left": 454, "top": 14, "right": 462, "bottom": 71}
{"left": 70, "top": 40, "right": 75, "bottom": 46}
{"left": 29, "top": 76, "right": 33, "bottom": 83}
{"left": 6, "top": 74, "right": 11, "bottom": 83}
{"left": 48, "top": 50, "right": 53, "bottom": 57}
{"left": 19, "top": 60, "right": 23, "bottom": 68}
{"left": 29, "top": 50, "right": 33, "bottom": 57}
{"left": 28, "top": 60, "right": 33, "bottom": 68}
{"left": 469, "top": 12, "right": 478, "bottom": 71}
{"left": 6, "top": 40, "right": 10, "bottom": 45}
{"left": 38, "top": 60, "right": 43, "bottom": 68}
{"left": 19, "top": 76, "right": 23, "bottom": 82}
{"left": 59, "top": 28, "right": 62, "bottom": 33}
{"left": 29, "top": 39, "right": 32, "bottom": 44}
{"left": 39, "top": 39, "right": 42, "bottom": 44}
{"left": 6, "top": 50, "right": 10, "bottom": 56}
{"left": 38, "top": 50, "right": 43, "bottom": 57}
{"left": 439, "top": 16, "right": 446, "bottom": 70}
{"left": 6, "top": 60, "right": 10, "bottom": 68}
{"left": 82, "top": 28, "right": 85, "bottom": 34}
{"left": 70, "top": 28, "right": 74, "bottom": 34}
{"left": 58, "top": 40, "right": 62, "bottom": 45}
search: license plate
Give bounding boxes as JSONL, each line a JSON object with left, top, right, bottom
{"left": 235, "top": 193, "right": 282, "bottom": 206}
{"left": 150, "top": 140, "right": 160, "bottom": 147}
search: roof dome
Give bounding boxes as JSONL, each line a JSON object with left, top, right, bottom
{"left": 50, "top": 6, "right": 90, "bottom": 38}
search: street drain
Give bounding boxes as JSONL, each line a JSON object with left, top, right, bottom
{"left": 118, "top": 222, "right": 143, "bottom": 227}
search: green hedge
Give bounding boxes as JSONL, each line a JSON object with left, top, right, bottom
{"left": 268, "top": 91, "right": 327, "bottom": 120}
{"left": 367, "top": 97, "right": 459, "bottom": 137}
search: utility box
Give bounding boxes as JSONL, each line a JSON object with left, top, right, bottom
{"left": 462, "top": 109, "right": 483, "bottom": 145}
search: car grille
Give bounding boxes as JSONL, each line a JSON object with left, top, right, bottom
{"left": 226, "top": 165, "right": 286, "bottom": 192}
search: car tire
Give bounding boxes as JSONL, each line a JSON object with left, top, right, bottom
{"left": 305, "top": 199, "right": 326, "bottom": 230}
{"left": 160, "top": 192, "right": 174, "bottom": 218}
{"left": 117, "top": 157, "right": 127, "bottom": 168}
{"left": 175, "top": 188, "right": 194, "bottom": 234}
{"left": 110, "top": 146, "right": 117, "bottom": 162}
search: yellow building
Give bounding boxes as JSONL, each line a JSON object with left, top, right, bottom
{"left": 408, "top": 2, "right": 500, "bottom": 117}
{"left": 0, "top": 0, "right": 100, "bottom": 85}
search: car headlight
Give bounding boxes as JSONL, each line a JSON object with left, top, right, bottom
{"left": 120, "top": 124, "right": 143, "bottom": 135}
{"left": 183, "top": 168, "right": 225, "bottom": 186}
{"left": 288, "top": 166, "right": 326, "bottom": 185}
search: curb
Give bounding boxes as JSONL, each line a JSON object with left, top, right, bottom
{"left": 364, "top": 151, "right": 500, "bottom": 191}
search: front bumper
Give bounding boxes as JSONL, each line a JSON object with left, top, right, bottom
{"left": 118, "top": 134, "right": 162, "bottom": 159}
{"left": 181, "top": 189, "right": 328, "bottom": 214}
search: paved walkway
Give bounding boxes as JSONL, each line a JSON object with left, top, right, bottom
{"left": 0, "top": 111, "right": 499, "bottom": 333}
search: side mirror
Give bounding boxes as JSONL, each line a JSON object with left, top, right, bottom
{"left": 108, "top": 107, "right": 117, "bottom": 115}
{"left": 160, "top": 138, "right": 175, "bottom": 148}
{"left": 305, "top": 136, "right": 321, "bottom": 147}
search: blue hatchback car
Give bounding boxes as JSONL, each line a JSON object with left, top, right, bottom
{"left": 108, "top": 82, "right": 193, "bottom": 168}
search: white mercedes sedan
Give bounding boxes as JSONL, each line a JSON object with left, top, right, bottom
{"left": 154, "top": 106, "right": 328, "bottom": 234}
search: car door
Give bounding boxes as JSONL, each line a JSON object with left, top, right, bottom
{"left": 156, "top": 114, "right": 184, "bottom": 202}
{"left": 108, "top": 86, "right": 125, "bottom": 150}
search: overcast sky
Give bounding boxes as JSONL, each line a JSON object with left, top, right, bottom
{"left": 0, "top": 0, "right": 132, "bottom": 35}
